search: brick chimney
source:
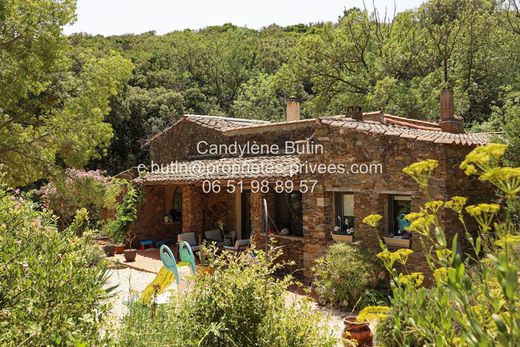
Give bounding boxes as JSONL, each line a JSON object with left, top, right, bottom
{"left": 439, "top": 89, "right": 464, "bottom": 134}
{"left": 286, "top": 96, "right": 300, "bottom": 122}
{"left": 346, "top": 106, "right": 363, "bottom": 121}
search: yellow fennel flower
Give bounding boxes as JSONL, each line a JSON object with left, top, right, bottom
{"left": 460, "top": 143, "right": 507, "bottom": 176}
{"left": 377, "top": 248, "right": 414, "bottom": 268}
{"left": 479, "top": 167, "right": 520, "bottom": 197}
{"left": 403, "top": 159, "right": 438, "bottom": 190}
{"left": 495, "top": 235, "right": 520, "bottom": 248}
{"left": 425, "top": 200, "right": 444, "bottom": 213}
{"left": 362, "top": 214, "right": 383, "bottom": 228}
{"left": 407, "top": 214, "right": 436, "bottom": 236}
{"left": 433, "top": 267, "right": 449, "bottom": 285}
{"left": 398, "top": 272, "right": 424, "bottom": 287}
{"left": 394, "top": 248, "right": 414, "bottom": 265}
{"left": 405, "top": 212, "right": 424, "bottom": 222}
{"left": 465, "top": 203, "right": 500, "bottom": 232}
{"left": 445, "top": 196, "right": 468, "bottom": 214}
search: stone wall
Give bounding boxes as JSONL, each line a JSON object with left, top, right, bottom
{"left": 296, "top": 123, "right": 494, "bottom": 276}
{"left": 149, "top": 120, "right": 316, "bottom": 164}
{"left": 128, "top": 186, "right": 182, "bottom": 242}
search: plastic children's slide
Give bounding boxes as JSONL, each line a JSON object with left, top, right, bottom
{"left": 139, "top": 245, "right": 181, "bottom": 304}
{"left": 139, "top": 266, "right": 175, "bottom": 304}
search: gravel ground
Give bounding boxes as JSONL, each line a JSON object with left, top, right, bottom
{"left": 105, "top": 268, "right": 156, "bottom": 320}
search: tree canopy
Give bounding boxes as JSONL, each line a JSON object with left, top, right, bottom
{"left": 1, "top": 0, "right": 519, "bottom": 183}
{"left": 0, "top": 0, "right": 132, "bottom": 186}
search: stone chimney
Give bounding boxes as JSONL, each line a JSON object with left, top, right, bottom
{"left": 346, "top": 106, "right": 363, "bottom": 121}
{"left": 286, "top": 96, "right": 300, "bottom": 122}
{"left": 439, "top": 89, "right": 464, "bottom": 134}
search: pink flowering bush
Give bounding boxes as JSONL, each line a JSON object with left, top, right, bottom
{"left": 40, "top": 169, "right": 123, "bottom": 229}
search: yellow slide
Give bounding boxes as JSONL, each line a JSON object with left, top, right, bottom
{"left": 139, "top": 266, "right": 174, "bottom": 304}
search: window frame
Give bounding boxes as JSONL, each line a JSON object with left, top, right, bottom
{"left": 387, "top": 194, "right": 412, "bottom": 236}
{"left": 334, "top": 192, "right": 355, "bottom": 232}
{"left": 273, "top": 191, "right": 303, "bottom": 237}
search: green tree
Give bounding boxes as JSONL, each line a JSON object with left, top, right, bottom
{"left": 231, "top": 73, "right": 285, "bottom": 121}
{"left": 0, "top": 0, "right": 132, "bottom": 186}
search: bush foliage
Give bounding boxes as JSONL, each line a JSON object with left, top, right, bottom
{"left": 313, "top": 243, "right": 387, "bottom": 310}
{"left": 118, "top": 247, "right": 338, "bottom": 347}
{"left": 40, "top": 169, "right": 122, "bottom": 229}
{"left": 0, "top": 183, "right": 113, "bottom": 346}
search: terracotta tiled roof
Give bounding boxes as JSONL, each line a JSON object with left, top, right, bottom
{"left": 146, "top": 115, "right": 270, "bottom": 145}
{"left": 186, "top": 115, "right": 270, "bottom": 132}
{"left": 136, "top": 155, "right": 300, "bottom": 184}
{"left": 320, "top": 118, "right": 490, "bottom": 146}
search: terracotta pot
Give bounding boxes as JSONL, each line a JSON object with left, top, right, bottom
{"left": 343, "top": 316, "right": 373, "bottom": 347}
{"left": 124, "top": 249, "right": 137, "bottom": 262}
{"left": 103, "top": 244, "right": 116, "bottom": 257}
{"left": 115, "top": 244, "right": 125, "bottom": 254}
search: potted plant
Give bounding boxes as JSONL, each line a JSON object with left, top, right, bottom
{"left": 342, "top": 316, "right": 373, "bottom": 347}
{"left": 102, "top": 243, "right": 116, "bottom": 257}
{"left": 114, "top": 233, "right": 125, "bottom": 254}
{"left": 217, "top": 219, "right": 233, "bottom": 246}
{"left": 331, "top": 216, "right": 354, "bottom": 243}
{"left": 123, "top": 231, "right": 137, "bottom": 262}
{"left": 197, "top": 243, "right": 216, "bottom": 275}
{"left": 331, "top": 226, "right": 355, "bottom": 242}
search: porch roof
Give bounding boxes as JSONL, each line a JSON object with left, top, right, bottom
{"left": 136, "top": 155, "right": 300, "bottom": 185}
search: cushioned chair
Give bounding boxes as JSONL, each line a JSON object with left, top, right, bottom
{"left": 204, "top": 229, "right": 224, "bottom": 247}
{"left": 223, "top": 239, "right": 251, "bottom": 255}
{"left": 177, "top": 232, "right": 200, "bottom": 252}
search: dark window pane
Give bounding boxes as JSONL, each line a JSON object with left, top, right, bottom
{"left": 171, "top": 192, "right": 182, "bottom": 222}
{"left": 274, "top": 192, "right": 303, "bottom": 236}
{"left": 335, "top": 193, "right": 355, "bottom": 231}
{"left": 391, "top": 195, "right": 411, "bottom": 235}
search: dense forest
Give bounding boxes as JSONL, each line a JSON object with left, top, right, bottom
{"left": 2, "top": 0, "right": 520, "bottom": 184}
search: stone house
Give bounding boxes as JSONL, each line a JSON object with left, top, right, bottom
{"left": 130, "top": 91, "right": 491, "bottom": 278}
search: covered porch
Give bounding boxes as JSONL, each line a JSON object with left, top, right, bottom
{"left": 129, "top": 155, "right": 301, "bottom": 256}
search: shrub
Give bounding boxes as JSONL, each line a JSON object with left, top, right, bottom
{"left": 0, "top": 184, "right": 113, "bottom": 346}
{"left": 362, "top": 144, "right": 520, "bottom": 346}
{"left": 118, "top": 247, "right": 338, "bottom": 346}
{"left": 40, "top": 169, "right": 122, "bottom": 229}
{"left": 313, "top": 242, "right": 387, "bottom": 309}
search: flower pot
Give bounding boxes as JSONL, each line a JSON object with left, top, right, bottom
{"left": 331, "top": 233, "right": 354, "bottom": 243}
{"left": 343, "top": 316, "right": 373, "bottom": 347}
{"left": 383, "top": 236, "right": 411, "bottom": 248}
{"left": 123, "top": 249, "right": 137, "bottom": 262}
{"left": 103, "top": 244, "right": 116, "bottom": 257}
{"left": 115, "top": 244, "right": 125, "bottom": 254}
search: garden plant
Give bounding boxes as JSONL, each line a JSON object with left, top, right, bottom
{"left": 118, "top": 245, "right": 338, "bottom": 347}
{"left": 358, "top": 144, "right": 520, "bottom": 346}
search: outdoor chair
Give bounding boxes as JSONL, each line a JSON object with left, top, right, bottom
{"left": 204, "top": 229, "right": 224, "bottom": 247}
{"left": 223, "top": 239, "right": 251, "bottom": 256}
{"left": 177, "top": 232, "right": 200, "bottom": 252}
